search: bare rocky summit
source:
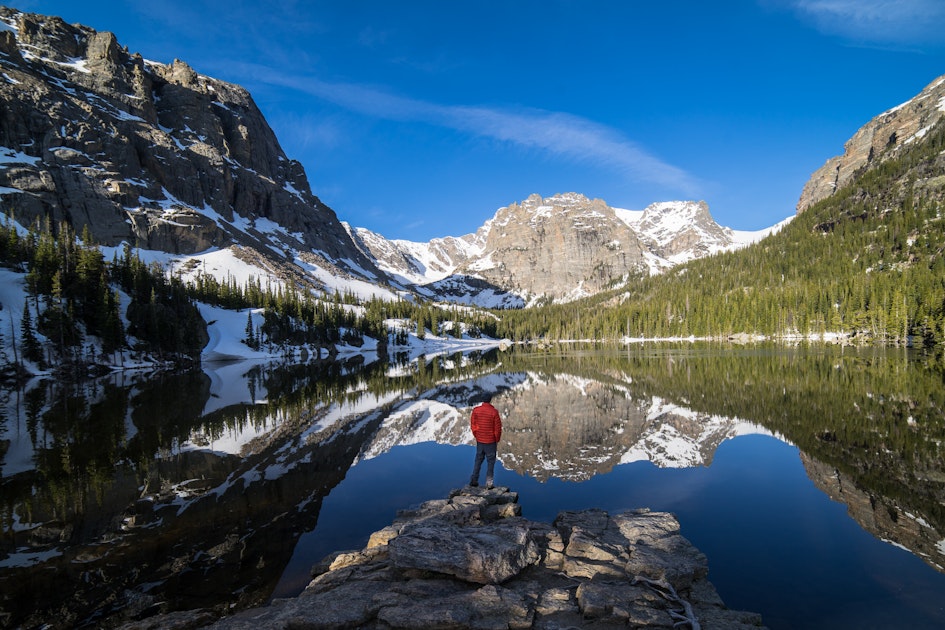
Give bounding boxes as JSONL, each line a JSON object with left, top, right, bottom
{"left": 178, "top": 487, "right": 766, "bottom": 629}
{"left": 0, "top": 7, "right": 380, "bottom": 287}
{"left": 353, "top": 193, "right": 777, "bottom": 306}
{"left": 797, "top": 73, "right": 945, "bottom": 213}
{"left": 461, "top": 193, "right": 647, "bottom": 302}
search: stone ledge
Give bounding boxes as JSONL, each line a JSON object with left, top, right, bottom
{"left": 139, "top": 487, "right": 766, "bottom": 629}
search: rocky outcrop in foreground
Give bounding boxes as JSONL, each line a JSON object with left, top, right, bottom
{"left": 182, "top": 487, "right": 766, "bottom": 629}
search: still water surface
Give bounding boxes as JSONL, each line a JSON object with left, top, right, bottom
{"left": 2, "top": 344, "right": 945, "bottom": 629}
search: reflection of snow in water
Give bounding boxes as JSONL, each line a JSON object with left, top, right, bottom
{"left": 621, "top": 397, "right": 782, "bottom": 468}
{"left": 306, "top": 368, "right": 787, "bottom": 478}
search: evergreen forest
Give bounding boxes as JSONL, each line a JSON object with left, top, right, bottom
{"left": 0, "top": 219, "right": 204, "bottom": 370}
{"left": 0, "top": 215, "right": 500, "bottom": 375}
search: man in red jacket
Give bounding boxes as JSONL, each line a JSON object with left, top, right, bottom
{"left": 469, "top": 394, "right": 502, "bottom": 489}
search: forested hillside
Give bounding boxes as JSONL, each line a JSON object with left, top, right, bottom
{"left": 496, "top": 119, "right": 945, "bottom": 346}
{"left": 0, "top": 218, "right": 206, "bottom": 371}
{"left": 0, "top": 215, "right": 503, "bottom": 377}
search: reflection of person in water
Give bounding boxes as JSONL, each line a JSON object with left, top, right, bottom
{"left": 468, "top": 394, "right": 502, "bottom": 489}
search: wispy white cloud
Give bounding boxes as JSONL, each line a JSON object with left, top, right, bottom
{"left": 268, "top": 112, "right": 347, "bottom": 152}
{"left": 444, "top": 106, "right": 698, "bottom": 193}
{"left": 233, "top": 62, "right": 700, "bottom": 195}
{"left": 782, "top": 0, "right": 945, "bottom": 48}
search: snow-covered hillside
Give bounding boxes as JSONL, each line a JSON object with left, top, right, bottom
{"left": 615, "top": 200, "right": 791, "bottom": 274}
{"left": 1, "top": 8, "right": 793, "bottom": 314}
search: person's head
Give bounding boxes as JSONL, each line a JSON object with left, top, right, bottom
{"left": 471, "top": 393, "right": 492, "bottom": 406}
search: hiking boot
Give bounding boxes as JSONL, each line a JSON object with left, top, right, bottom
{"left": 469, "top": 480, "right": 479, "bottom": 487}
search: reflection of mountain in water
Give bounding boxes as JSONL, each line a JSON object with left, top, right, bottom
{"left": 802, "top": 453, "right": 945, "bottom": 573}
{"left": 500, "top": 373, "right": 773, "bottom": 481}
{"left": 356, "top": 371, "right": 773, "bottom": 481}
{"left": 350, "top": 348, "right": 945, "bottom": 577}
{"left": 5, "top": 345, "right": 945, "bottom": 627}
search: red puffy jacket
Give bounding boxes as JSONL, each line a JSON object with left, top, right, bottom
{"left": 470, "top": 402, "right": 502, "bottom": 444}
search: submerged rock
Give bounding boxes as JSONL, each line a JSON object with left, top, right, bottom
{"left": 196, "top": 487, "right": 766, "bottom": 629}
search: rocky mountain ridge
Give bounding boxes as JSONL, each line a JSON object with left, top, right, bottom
{"left": 0, "top": 7, "right": 787, "bottom": 312}
{"left": 0, "top": 7, "right": 383, "bottom": 294}
{"left": 797, "top": 73, "right": 945, "bottom": 212}
{"left": 351, "top": 193, "right": 784, "bottom": 307}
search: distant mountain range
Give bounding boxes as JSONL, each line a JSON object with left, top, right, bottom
{"left": 348, "top": 194, "right": 787, "bottom": 307}
{"left": 0, "top": 7, "right": 786, "bottom": 310}
{"left": 4, "top": 7, "right": 945, "bottom": 320}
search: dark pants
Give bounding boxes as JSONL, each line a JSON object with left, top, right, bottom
{"left": 470, "top": 441, "right": 497, "bottom": 486}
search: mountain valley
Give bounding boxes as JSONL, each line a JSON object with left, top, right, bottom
{"left": 3, "top": 6, "right": 945, "bottom": 630}
{"left": 0, "top": 7, "right": 784, "bottom": 316}
{"left": 2, "top": 6, "right": 945, "bottom": 364}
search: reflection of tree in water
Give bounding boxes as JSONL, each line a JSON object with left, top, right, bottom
{"left": 617, "top": 346, "right": 945, "bottom": 526}
{"left": 499, "top": 344, "right": 945, "bottom": 573}
{"left": 0, "top": 350, "right": 506, "bottom": 628}
{"left": 3, "top": 344, "right": 944, "bottom": 626}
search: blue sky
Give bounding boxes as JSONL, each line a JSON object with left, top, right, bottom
{"left": 13, "top": 1, "right": 945, "bottom": 241}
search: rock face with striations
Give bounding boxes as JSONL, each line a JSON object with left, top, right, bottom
{"left": 0, "top": 8, "right": 380, "bottom": 282}
{"left": 461, "top": 193, "right": 648, "bottom": 301}
{"left": 197, "top": 487, "right": 766, "bottom": 629}
{"left": 796, "top": 73, "right": 945, "bottom": 213}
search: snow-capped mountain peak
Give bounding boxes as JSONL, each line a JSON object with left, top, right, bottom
{"left": 351, "top": 194, "right": 789, "bottom": 306}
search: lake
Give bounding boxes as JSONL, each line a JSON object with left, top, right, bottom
{"left": 1, "top": 343, "right": 944, "bottom": 629}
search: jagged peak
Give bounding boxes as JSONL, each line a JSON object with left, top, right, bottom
{"left": 493, "top": 193, "right": 613, "bottom": 231}
{"left": 797, "top": 71, "right": 945, "bottom": 213}
{"left": 522, "top": 191, "right": 591, "bottom": 207}
{"left": 518, "top": 192, "right": 608, "bottom": 212}
{"left": 0, "top": 5, "right": 383, "bottom": 286}
{"left": 641, "top": 199, "right": 709, "bottom": 215}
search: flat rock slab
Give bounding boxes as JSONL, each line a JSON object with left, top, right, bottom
{"left": 388, "top": 516, "right": 545, "bottom": 584}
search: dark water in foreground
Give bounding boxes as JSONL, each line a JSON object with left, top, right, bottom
{"left": 2, "top": 344, "right": 945, "bottom": 628}
{"left": 278, "top": 438, "right": 945, "bottom": 630}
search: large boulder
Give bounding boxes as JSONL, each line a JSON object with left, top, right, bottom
{"left": 388, "top": 516, "right": 545, "bottom": 584}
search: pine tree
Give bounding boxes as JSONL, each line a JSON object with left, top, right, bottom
{"left": 244, "top": 311, "right": 257, "bottom": 349}
{"left": 101, "top": 288, "right": 125, "bottom": 355}
{"left": 20, "top": 303, "right": 43, "bottom": 365}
